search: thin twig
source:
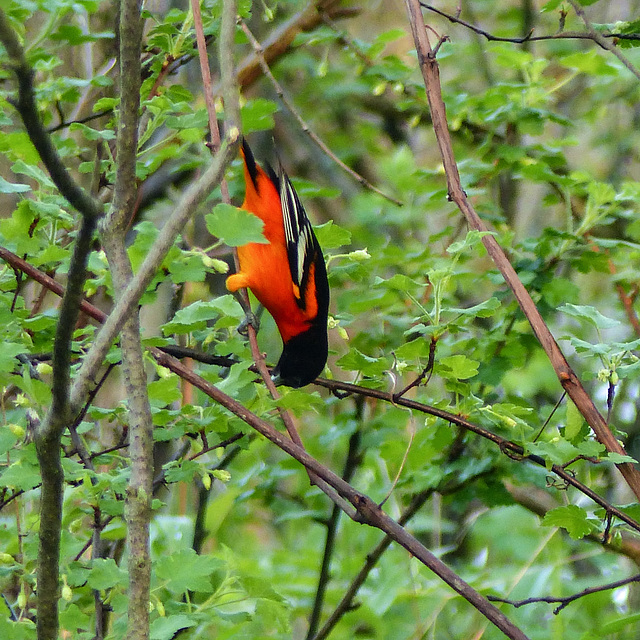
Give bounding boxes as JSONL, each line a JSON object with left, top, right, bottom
{"left": 420, "top": 2, "right": 640, "bottom": 46}
{"left": 393, "top": 337, "right": 437, "bottom": 399}
{"left": 532, "top": 391, "right": 566, "bottom": 442}
{"left": 239, "top": 19, "right": 403, "bottom": 207}
{"left": 567, "top": 0, "right": 640, "bottom": 82}
{"left": 307, "top": 430, "right": 362, "bottom": 639}
{"left": 489, "top": 573, "right": 640, "bottom": 615}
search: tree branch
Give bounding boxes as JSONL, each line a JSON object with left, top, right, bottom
{"left": 404, "top": 0, "right": 640, "bottom": 501}
{"left": 98, "top": 1, "right": 152, "bottom": 638}
{"left": 239, "top": 20, "right": 402, "bottom": 206}
{"left": 4, "top": 244, "right": 639, "bottom": 539}
{"left": 151, "top": 348, "right": 531, "bottom": 640}
{"left": 307, "top": 429, "right": 362, "bottom": 639}
{"left": 489, "top": 573, "right": 640, "bottom": 615}
{"left": 567, "top": 0, "right": 640, "bottom": 82}
{"left": 420, "top": 2, "right": 640, "bottom": 47}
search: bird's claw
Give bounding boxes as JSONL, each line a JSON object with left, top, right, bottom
{"left": 237, "top": 311, "right": 260, "bottom": 336}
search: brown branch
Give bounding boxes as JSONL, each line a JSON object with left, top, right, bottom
{"left": 420, "top": 2, "right": 640, "bottom": 46}
{"left": 404, "top": 0, "right": 640, "bottom": 501}
{"left": 307, "top": 430, "right": 362, "bottom": 639}
{"left": 314, "top": 376, "right": 640, "bottom": 536}
{"left": 234, "top": 1, "right": 358, "bottom": 90}
{"left": 150, "top": 347, "right": 531, "bottom": 640}
{"left": 488, "top": 573, "right": 640, "bottom": 615}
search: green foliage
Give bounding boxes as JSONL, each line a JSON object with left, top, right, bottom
{"left": 2, "top": 1, "right": 640, "bottom": 639}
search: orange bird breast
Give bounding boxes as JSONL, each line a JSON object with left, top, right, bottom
{"left": 226, "top": 151, "right": 316, "bottom": 341}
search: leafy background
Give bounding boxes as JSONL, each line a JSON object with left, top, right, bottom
{"left": 2, "top": 0, "right": 640, "bottom": 638}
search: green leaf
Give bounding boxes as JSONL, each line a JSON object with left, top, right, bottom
{"left": 446, "top": 230, "right": 493, "bottom": 255}
{"left": 559, "top": 303, "right": 620, "bottom": 329}
{"left": 0, "top": 176, "right": 30, "bottom": 193}
{"left": 561, "top": 50, "right": 617, "bottom": 75}
{"left": 205, "top": 204, "right": 268, "bottom": 246}
{"left": 599, "top": 612, "right": 640, "bottom": 634}
{"left": 438, "top": 355, "right": 479, "bottom": 380}
{"left": 374, "top": 273, "right": 423, "bottom": 293}
{"left": 155, "top": 548, "right": 220, "bottom": 594}
{"left": 606, "top": 452, "right": 637, "bottom": 464}
{"left": 450, "top": 297, "right": 500, "bottom": 318}
{"left": 162, "top": 297, "right": 243, "bottom": 335}
{"left": 336, "top": 349, "right": 387, "bottom": 377}
{"left": 86, "top": 558, "right": 127, "bottom": 590}
{"left": 147, "top": 375, "right": 182, "bottom": 406}
{"left": 542, "top": 504, "right": 597, "bottom": 539}
{"left": 240, "top": 98, "right": 278, "bottom": 133}
{"left": 564, "top": 400, "right": 585, "bottom": 440}
{"left": 0, "top": 459, "right": 41, "bottom": 491}
{"left": 314, "top": 220, "right": 351, "bottom": 249}
{"left": 150, "top": 615, "right": 197, "bottom": 640}
{"left": 60, "top": 603, "right": 91, "bottom": 632}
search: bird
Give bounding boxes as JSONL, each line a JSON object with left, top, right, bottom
{"left": 225, "top": 139, "right": 329, "bottom": 388}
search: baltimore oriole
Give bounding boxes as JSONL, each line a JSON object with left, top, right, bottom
{"left": 226, "top": 139, "right": 329, "bottom": 387}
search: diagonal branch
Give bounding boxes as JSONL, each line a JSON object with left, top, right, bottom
{"left": 404, "top": 0, "right": 640, "bottom": 501}
{"left": 3, "top": 244, "right": 639, "bottom": 537}
{"left": 151, "top": 348, "right": 530, "bottom": 640}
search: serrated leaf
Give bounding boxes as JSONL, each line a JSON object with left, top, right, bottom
{"left": 86, "top": 558, "right": 127, "bottom": 590}
{"left": 155, "top": 548, "right": 220, "bottom": 594}
{"left": 206, "top": 204, "right": 268, "bottom": 246}
{"left": 542, "top": 504, "right": 597, "bottom": 539}
{"left": 559, "top": 303, "right": 620, "bottom": 329}
{"left": 439, "top": 355, "right": 479, "bottom": 380}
